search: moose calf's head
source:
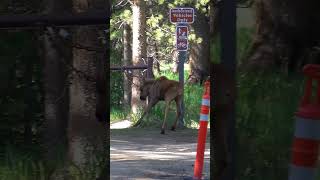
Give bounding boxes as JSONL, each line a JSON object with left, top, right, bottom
{"left": 139, "top": 78, "right": 154, "bottom": 101}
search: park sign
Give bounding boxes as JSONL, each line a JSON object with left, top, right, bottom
{"left": 176, "top": 25, "right": 188, "bottom": 51}
{"left": 170, "top": 7, "right": 194, "bottom": 51}
{"left": 170, "top": 8, "right": 194, "bottom": 23}
{"left": 169, "top": 7, "right": 194, "bottom": 125}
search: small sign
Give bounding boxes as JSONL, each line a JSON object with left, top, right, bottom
{"left": 170, "top": 8, "right": 194, "bottom": 23}
{"left": 176, "top": 25, "right": 188, "bottom": 51}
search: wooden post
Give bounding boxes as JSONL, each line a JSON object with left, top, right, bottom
{"left": 218, "top": 0, "right": 237, "bottom": 179}
{"left": 147, "top": 57, "right": 154, "bottom": 78}
{"left": 212, "top": 0, "right": 236, "bottom": 179}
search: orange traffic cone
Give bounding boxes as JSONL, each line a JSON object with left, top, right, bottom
{"left": 289, "top": 64, "right": 320, "bottom": 180}
{"left": 193, "top": 80, "right": 210, "bottom": 180}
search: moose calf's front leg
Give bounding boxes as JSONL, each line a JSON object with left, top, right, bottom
{"left": 133, "top": 98, "right": 158, "bottom": 127}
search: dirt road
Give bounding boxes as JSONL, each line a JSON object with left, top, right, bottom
{"left": 110, "top": 127, "right": 210, "bottom": 180}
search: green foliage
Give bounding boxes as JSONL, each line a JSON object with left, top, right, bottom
{"left": 236, "top": 72, "right": 305, "bottom": 179}
{"left": 147, "top": 14, "right": 164, "bottom": 29}
{"left": 110, "top": 0, "right": 210, "bottom": 66}
{"left": 210, "top": 27, "right": 314, "bottom": 179}
{"left": 0, "top": 143, "right": 45, "bottom": 180}
{"left": 237, "top": 27, "right": 255, "bottom": 65}
{"left": 110, "top": 49, "right": 124, "bottom": 107}
{"left": 110, "top": 108, "right": 129, "bottom": 123}
{"left": 210, "top": 35, "right": 221, "bottom": 64}
{"left": 158, "top": 0, "right": 165, "bottom": 5}
{"left": 110, "top": 0, "right": 211, "bottom": 127}
{"left": 211, "top": 27, "right": 254, "bottom": 64}
{"left": 0, "top": 143, "right": 108, "bottom": 180}
{"left": 110, "top": 72, "right": 123, "bottom": 107}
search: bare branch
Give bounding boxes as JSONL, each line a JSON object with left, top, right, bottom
{"left": 118, "top": 21, "right": 125, "bottom": 29}
{"left": 115, "top": 0, "right": 128, "bottom": 7}
{"left": 112, "top": 0, "right": 132, "bottom": 11}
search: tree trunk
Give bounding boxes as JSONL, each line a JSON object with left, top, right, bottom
{"left": 212, "top": 65, "right": 229, "bottom": 180}
{"left": 172, "top": 50, "right": 179, "bottom": 73}
{"left": 69, "top": 0, "right": 108, "bottom": 168}
{"left": 123, "top": 22, "right": 132, "bottom": 108}
{"left": 23, "top": 50, "right": 34, "bottom": 146}
{"left": 244, "top": 0, "right": 320, "bottom": 73}
{"left": 188, "top": 9, "right": 210, "bottom": 84}
{"left": 42, "top": 0, "right": 71, "bottom": 164}
{"left": 154, "top": 42, "right": 161, "bottom": 74}
{"left": 209, "top": 0, "right": 220, "bottom": 38}
{"left": 146, "top": 0, "right": 160, "bottom": 76}
{"left": 131, "top": 0, "right": 147, "bottom": 114}
{"left": 242, "top": 0, "right": 278, "bottom": 72}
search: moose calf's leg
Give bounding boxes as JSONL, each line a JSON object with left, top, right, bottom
{"left": 133, "top": 99, "right": 158, "bottom": 127}
{"left": 171, "top": 97, "right": 181, "bottom": 131}
{"left": 134, "top": 111, "right": 147, "bottom": 127}
{"left": 161, "top": 101, "right": 170, "bottom": 134}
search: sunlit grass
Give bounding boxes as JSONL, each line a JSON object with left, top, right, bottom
{"left": 110, "top": 108, "right": 129, "bottom": 123}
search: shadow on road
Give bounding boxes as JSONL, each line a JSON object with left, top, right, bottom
{"left": 111, "top": 128, "right": 210, "bottom": 180}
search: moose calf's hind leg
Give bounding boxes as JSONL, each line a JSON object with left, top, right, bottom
{"left": 171, "top": 97, "right": 181, "bottom": 131}
{"left": 161, "top": 102, "right": 170, "bottom": 134}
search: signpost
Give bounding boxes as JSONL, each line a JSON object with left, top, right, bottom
{"left": 170, "top": 8, "right": 194, "bottom": 127}
{"left": 170, "top": 8, "right": 194, "bottom": 23}
{"left": 176, "top": 25, "right": 188, "bottom": 51}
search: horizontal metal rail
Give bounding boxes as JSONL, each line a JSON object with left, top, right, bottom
{"left": 110, "top": 65, "right": 148, "bottom": 71}
{"left": 0, "top": 11, "right": 108, "bottom": 28}
{"left": 111, "top": 57, "right": 154, "bottom": 78}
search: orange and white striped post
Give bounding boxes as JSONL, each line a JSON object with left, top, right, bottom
{"left": 289, "top": 64, "right": 320, "bottom": 180}
{"left": 193, "top": 80, "right": 210, "bottom": 180}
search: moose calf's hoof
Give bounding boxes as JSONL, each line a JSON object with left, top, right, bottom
{"left": 161, "top": 129, "right": 165, "bottom": 134}
{"left": 171, "top": 127, "right": 176, "bottom": 131}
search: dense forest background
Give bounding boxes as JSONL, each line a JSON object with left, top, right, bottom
{"left": 0, "top": 0, "right": 109, "bottom": 179}
{"left": 110, "top": 0, "right": 320, "bottom": 179}
{"left": 0, "top": 0, "right": 319, "bottom": 179}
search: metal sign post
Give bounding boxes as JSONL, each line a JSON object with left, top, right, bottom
{"left": 170, "top": 7, "right": 194, "bottom": 127}
{"left": 176, "top": 24, "right": 188, "bottom": 126}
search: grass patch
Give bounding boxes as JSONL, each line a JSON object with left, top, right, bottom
{"left": 236, "top": 72, "right": 306, "bottom": 180}
{"left": 110, "top": 108, "right": 129, "bottom": 123}
{"left": 0, "top": 143, "right": 107, "bottom": 180}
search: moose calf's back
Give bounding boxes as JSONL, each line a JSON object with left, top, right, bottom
{"left": 158, "top": 76, "right": 182, "bottom": 99}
